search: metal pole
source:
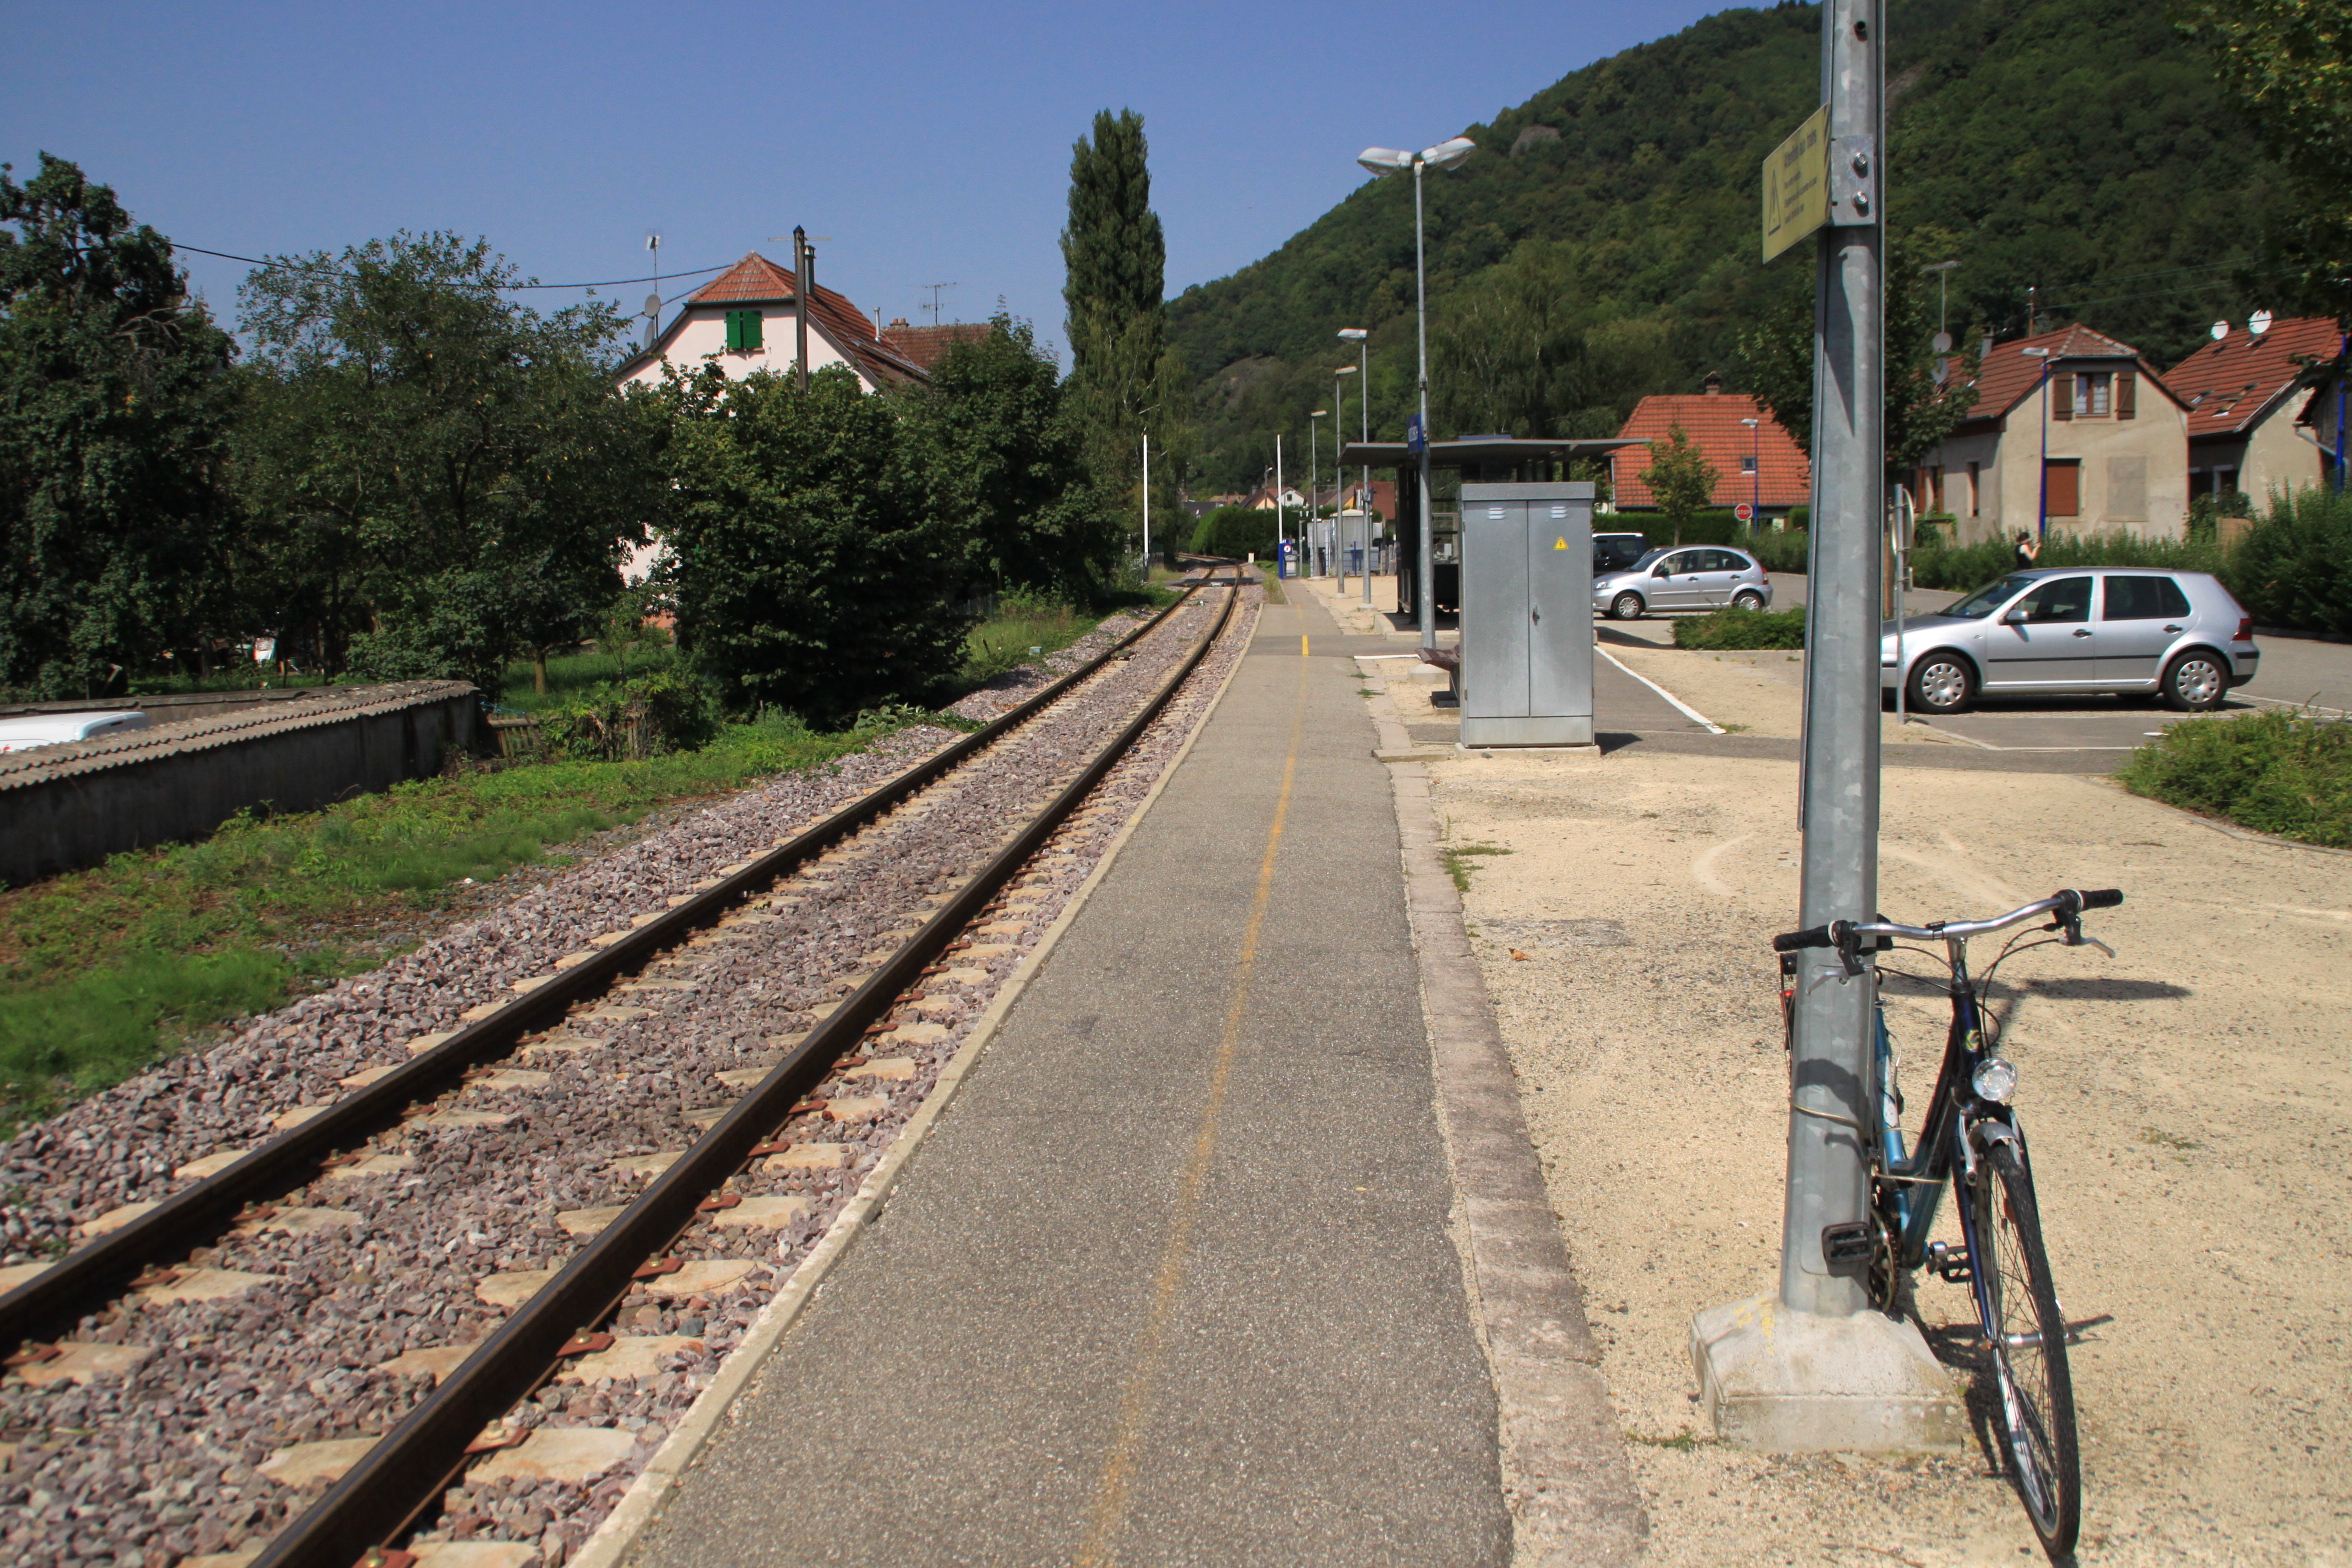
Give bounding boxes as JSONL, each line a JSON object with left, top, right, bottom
{"left": 1276, "top": 434, "right": 1286, "bottom": 580}
{"left": 1782, "top": 0, "right": 1883, "bottom": 1320}
{"left": 1141, "top": 431, "right": 1151, "bottom": 575}
{"left": 2337, "top": 331, "right": 2346, "bottom": 494}
{"left": 1335, "top": 373, "right": 1348, "bottom": 591}
{"left": 1894, "top": 487, "right": 1910, "bottom": 725}
{"left": 1414, "top": 156, "right": 1435, "bottom": 650}
{"left": 1308, "top": 410, "right": 1320, "bottom": 578}
{"left": 2038, "top": 356, "right": 2051, "bottom": 539}
{"left": 1362, "top": 336, "right": 1373, "bottom": 604}
{"left": 793, "top": 226, "right": 810, "bottom": 392}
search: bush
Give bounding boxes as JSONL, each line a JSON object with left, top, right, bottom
{"left": 1750, "top": 529, "right": 1811, "bottom": 574}
{"left": 2228, "top": 487, "right": 2352, "bottom": 636}
{"left": 1190, "top": 503, "right": 1277, "bottom": 560}
{"left": 1673, "top": 605, "right": 1808, "bottom": 650}
{"left": 2119, "top": 709, "right": 2352, "bottom": 848}
{"left": 536, "top": 667, "right": 720, "bottom": 762}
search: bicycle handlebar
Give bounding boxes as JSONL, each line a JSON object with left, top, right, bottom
{"left": 1770, "top": 888, "right": 2122, "bottom": 953}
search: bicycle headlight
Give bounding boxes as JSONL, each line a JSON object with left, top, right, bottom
{"left": 1971, "top": 1056, "right": 2018, "bottom": 1104}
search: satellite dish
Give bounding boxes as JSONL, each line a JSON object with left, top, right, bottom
{"left": 2250, "top": 309, "right": 2273, "bottom": 336}
{"left": 1932, "top": 359, "right": 1950, "bottom": 387}
{"left": 2211, "top": 320, "right": 2230, "bottom": 341}
{"left": 643, "top": 293, "right": 662, "bottom": 318}
{"left": 1932, "top": 330, "right": 1953, "bottom": 354}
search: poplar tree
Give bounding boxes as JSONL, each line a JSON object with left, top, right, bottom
{"left": 1062, "top": 109, "right": 1184, "bottom": 559}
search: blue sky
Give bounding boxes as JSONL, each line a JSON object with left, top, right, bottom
{"left": 5, "top": 1, "right": 1724, "bottom": 356}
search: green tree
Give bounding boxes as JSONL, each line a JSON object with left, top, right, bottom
{"left": 662, "top": 364, "right": 973, "bottom": 725}
{"left": 0, "top": 155, "right": 240, "bottom": 698}
{"left": 235, "top": 233, "right": 663, "bottom": 694}
{"left": 1735, "top": 233, "right": 1980, "bottom": 470}
{"left": 1063, "top": 108, "right": 1184, "bottom": 554}
{"left": 1638, "top": 423, "right": 1719, "bottom": 546}
{"left": 902, "top": 315, "right": 1115, "bottom": 603}
{"left": 2178, "top": 0, "right": 2352, "bottom": 323}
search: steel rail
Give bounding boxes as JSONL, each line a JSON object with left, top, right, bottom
{"left": 0, "top": 580, "right": 1224, "bottom": 1349}
{"left": 252, "top": 580, "right": 1240, "bottom": 1568}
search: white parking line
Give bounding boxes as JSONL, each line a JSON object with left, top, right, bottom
{"left": 1597, "top": 646, "right": 1724, "bottom": 733}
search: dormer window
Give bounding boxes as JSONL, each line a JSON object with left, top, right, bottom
{"left": 725, "top": 310, "right": 764, "bottom": 351}
{"left": 2052, "top": 366, "right": 2135, "bottom": 420}
{"left": 2075, "top": 371, "right": 2111, "bottom": 416}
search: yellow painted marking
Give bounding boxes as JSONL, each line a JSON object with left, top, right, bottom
{"left": 1074, "top": 656, "right": 1311, "bottom": 1567}
{"left": 1301, "top": 633, "right": 1309, "bottom": 657}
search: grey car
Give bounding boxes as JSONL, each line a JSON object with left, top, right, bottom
{"left": 1883, "top": 568, "right": 2258, "bottom": 714}
{"left": 1594, "top": 545, "right": 1774, "bottom": 619}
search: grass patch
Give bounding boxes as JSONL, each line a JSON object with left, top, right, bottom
{"left": 1259, "top": 564, "right": 1286, "bottom": 605}
{"left": 1673, "top": 606, "right": 1807, "bottom": 650}
{"left": 1626, "top": 1429, "right": 1718, "bottom": 1450}
{"left": 0, "top": 708, "right": 928, "bottom": 1135}
{"left": 1438, "top": 842, "right": 1512, "bottom": 893}
{"left": 2117, "top": 708, "right": 2352, "bottom": 849}
{"left": 959, "top": 592, "right": 1099, "bottom": 689}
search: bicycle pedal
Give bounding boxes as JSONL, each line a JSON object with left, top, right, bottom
{"left": 1927, "top": 1240, "right": 1973, "bottom": 1283}
{"left": 1821, "top": 1222, "right": 1873, "bottom": 1266}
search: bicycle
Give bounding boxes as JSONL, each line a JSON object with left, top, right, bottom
{"left": 1773, "top": 886, "right": 2122, "bottom": 1557}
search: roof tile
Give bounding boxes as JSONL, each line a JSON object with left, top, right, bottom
{"left": 1610, "top": 393, "right": 1809, "bottom": 509}
{"left": 2161, "top": 316, "right": 2343, "bottom": 440}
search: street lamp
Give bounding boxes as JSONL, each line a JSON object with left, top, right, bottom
{"left": 1356, "top": 137, "right": 1474, "bottom": 649}
{"left": 2022, "top": 345, "right": 2053, "bottom": 542}
{"left": 1739, "top": 416, "right": 1761, "bottom": 531}
{"left": 1339, "top": 327, "right": 1371, "bottom": 603}
{"left": 1334, "top": 366, "right": 1355, "bottom": 589}
{"left": 1309, "top": 409, "right": 1329, "bottom": 578}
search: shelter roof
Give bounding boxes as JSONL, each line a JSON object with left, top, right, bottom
{"left": 1337, "top": 436, "right": 1635, "bottom": 469}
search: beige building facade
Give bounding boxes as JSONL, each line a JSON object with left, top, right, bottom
{"left": 1923, "top": 324, "right": 2190, "bottom": 545}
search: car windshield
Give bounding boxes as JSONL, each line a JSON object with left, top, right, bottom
{"left": 1946, "top": 574, "right": 2039, "bottom": 618}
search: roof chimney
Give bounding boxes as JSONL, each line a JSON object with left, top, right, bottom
{"left": 1702, "top": 370, "right": 1725, "bottom": 395}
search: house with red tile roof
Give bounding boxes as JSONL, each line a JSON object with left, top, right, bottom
{"left": 1924, "top": 323, "right": 2191, "bottom": 545}
{"left": 2160, "top": 316, "right": 2347, "bottom": 506}
{"left": 617, "top": 252, "right": 929, "bottom": 393}
{"left": 1609, "top": 375, "right": 1809, "bottom": 520}
{"left": 879, "top": 319, "right": 995, "bottom": 372}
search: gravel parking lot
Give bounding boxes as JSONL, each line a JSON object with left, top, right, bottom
{"left": 1370, "top": 648, "right": 2352, "bottom": 1566}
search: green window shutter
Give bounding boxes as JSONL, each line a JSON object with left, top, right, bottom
{"left": 723, "top": 311, "right": 740, "bottom": 351}
{"left": 743, "top": 310, "right": 763, "bottom": 351}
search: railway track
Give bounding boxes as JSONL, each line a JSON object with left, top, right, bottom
{"left": 0, "top": 575, "right": 1250, "bottom": 1568}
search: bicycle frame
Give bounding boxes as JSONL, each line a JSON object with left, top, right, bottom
{"left": 1874, "top": 943, "right": 2011, "bottom": 1278}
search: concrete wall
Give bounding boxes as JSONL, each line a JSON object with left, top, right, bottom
{"left": 0, "top": 681, "right": 478, "bottom": 887}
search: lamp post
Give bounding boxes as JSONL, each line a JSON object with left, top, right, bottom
{"left": 1339, "top": 327, "right": 1371, "bottom": 603}
{"left": 1335, "top": 366, "right": 1355, "bottom": 589}
{"left": 1309, "top": 409, "right": 1329, "bottom": 577}
{"left": 1141, "top": 430, "right": 1151, "bottom": 578}
{"left": 1357, "top": 138, "right": 1474, "bottom": 650}
{"left": 1739, "top": 416, "right": 1761, "bottom": 530}
{"left": 2023, "top": 346, "right": 2053, "bottom": 541}
{"left": 1275, "top": 437, "right": 1286, "bottom": 578}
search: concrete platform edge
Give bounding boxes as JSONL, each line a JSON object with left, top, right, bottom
{"left": 572, "top": 596, "right": 1260, "bottom": 1568}
{"left": 1365, "top": 660, "right": 1648, "bottom": 1568}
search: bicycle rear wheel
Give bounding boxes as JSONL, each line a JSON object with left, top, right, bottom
{"left": 1969, "top": 1138, "right": 2080, "bottom": 1554}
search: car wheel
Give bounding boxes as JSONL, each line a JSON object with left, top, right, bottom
{"left": 1610, "top": 592, "right": 1645, "bottom": 621}
{"left": 1908, "top": 653, "right": 1975, "bottom": 715}
{"left": 1732, "top": 589, "right": 1765, "bottom": 611}
{"left": 2161, "top": 651, "right": 2227, "bottom": 712}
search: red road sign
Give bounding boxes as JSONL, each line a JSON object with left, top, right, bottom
{"left": 1734, "top": 502, "right": 1755, "bottom": 523}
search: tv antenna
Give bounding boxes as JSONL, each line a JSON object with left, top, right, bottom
{"left": 923, "top": 281, "right": 958, "bottom": 325}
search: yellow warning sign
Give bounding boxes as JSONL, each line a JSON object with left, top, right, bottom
{"left": 1554, "top": 537, "right": 1568, "bottom": 550}
{"left": 1762, "top": 104, "right": 1830, "bottom": 263}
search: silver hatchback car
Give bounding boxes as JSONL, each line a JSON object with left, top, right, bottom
{"left": 1594, "top": 545, "right": 1773, "bottom": 619}
{"left": 1884, "top": 568, "right": 2258, "bottom": 714}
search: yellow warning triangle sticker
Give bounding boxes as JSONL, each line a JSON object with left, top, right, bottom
{"left": 1554, "top": 536, "right": 1569, "bottom": 550}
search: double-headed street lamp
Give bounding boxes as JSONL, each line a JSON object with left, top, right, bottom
{"left": 1357, "top": 136, "right": 1474, "bottom": 650}
{"left": 1339, "top": 327, "right": 1370, "bottom": 602}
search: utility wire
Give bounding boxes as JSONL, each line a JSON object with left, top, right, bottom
{"left": 171, "top": 242, "right": 729, "bottom": 292}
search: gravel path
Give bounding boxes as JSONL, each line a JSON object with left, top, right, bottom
{"left": 0, "top": 586, "right": 1258, "bottom": 1568}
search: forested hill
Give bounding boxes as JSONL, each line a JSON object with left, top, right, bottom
{"left": 1170, "top": 0, "right": 2285, "bottom": 492}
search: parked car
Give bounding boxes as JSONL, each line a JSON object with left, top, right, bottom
{"left": 0, "top": 711, "right": 151, "bottom": 754}
{"left": 1594, "top": 531, "right": 1649, "bottom": 574}
{"left": 1883, "top": 568, "right": 2258, "bottom": 714}
{"left": 1594, "top": 546, "right": 1773, "bottom": 619}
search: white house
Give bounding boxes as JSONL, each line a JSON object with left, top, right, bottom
{"left": 616, "top": 252, "right": 929, "bottom": 394}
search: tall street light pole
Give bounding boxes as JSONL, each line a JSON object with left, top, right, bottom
{"left": 1275, "top": 435, "right": 1286, "bottom": 578}
{"left": 1141, "top": 431, "right": 1151, "bottom": 577}
{"left": 1740, "top": 416, "right": 1761, "bottom": 530}
{"left": 1334, "top": 367, "right": 1353, "bottom": 590}
{"left": 1339, "top": 327, "right": 1371, "bottom": 604}
{"left": 1358, "top": 139, "right": 1474, "bottom": 650}
{"left": 1309, "top": 409, "right": 1328, "bottom": 577}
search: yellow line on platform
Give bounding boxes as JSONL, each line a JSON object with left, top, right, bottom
{"left": 1074, "top": 650, "right": 1310, "bottom": 1567}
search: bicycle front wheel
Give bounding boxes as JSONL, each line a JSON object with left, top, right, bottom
{"left": 1969, "top": 1138, "right": 2081, "bottom": 1554}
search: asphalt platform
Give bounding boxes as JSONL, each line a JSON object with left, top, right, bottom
{"left": 626, "top": 586, "right": 1512, "bottom": 1567}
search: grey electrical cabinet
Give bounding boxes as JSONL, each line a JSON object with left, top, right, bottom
{"left": 1459, "top": 482, "right": 1595, "bottom": 747}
